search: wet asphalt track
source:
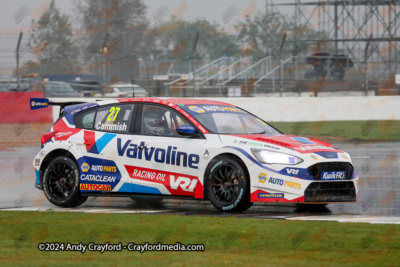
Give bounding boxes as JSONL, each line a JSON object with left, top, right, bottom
{"left": 0, "top": 141, "right": 399, "bottom": 222}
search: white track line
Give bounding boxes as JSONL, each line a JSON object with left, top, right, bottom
{"left": 1, "top": 207, "right": 171, "bottom": 214}
{"left": 287, "top": 215, "right": 400, "bottom": 224}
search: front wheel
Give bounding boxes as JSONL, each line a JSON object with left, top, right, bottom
{"left": 43, "top": 156, "right": 87, "bottom": 207}
{"left": 206, "top": 158, "right": 252, "bottom": 212}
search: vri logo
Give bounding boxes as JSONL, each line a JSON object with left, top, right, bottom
{"left": 286, "top": 169, "right": 299, "bottom": 175}
{"left": 321, "top": 171, "right": 346, "bottom": 180}
{"left": 170, "top": 175, "right": 197, "bottom": 192}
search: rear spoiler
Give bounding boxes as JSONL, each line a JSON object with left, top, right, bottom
{"left": 49, "top": 101, "right": 89, "bottom": 117}
{"left": 30, "top": 98, "right": 103, "bottom": 117}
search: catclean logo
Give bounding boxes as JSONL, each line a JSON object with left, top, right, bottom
{"left": 81, "top": 163, "right": 90, "bottom": 172}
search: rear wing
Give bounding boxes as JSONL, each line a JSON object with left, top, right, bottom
{"left": 49, "top": 101, "right": 90, "bottom": 117}
{"left": 30, "top": 98, "right": 101, "bottom": 117}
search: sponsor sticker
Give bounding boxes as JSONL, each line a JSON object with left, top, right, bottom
{"left": 321, "top": 171, "right": 346, "bottom": 180}
{"left": 80, "top": 174, "right": 117, "bottom": 183}
{"left": 286, "top": 168, "right": 299, "bottom": 175}
{"left": 125, "top": 165, "right": 199, "bottom": 196}
{"left": 258, "top": 173, "right": 267, "bottom": 183}
{"left": 291, "top": 137, "right": 315, "bottom": 145}
{"left": 91, "top": 165, "right": 117, "bottom": 172}
{"left": 258, "top": 193, "right": 284, "bottom": 198}
{"left": 30, "top": 98, "right": 49, "bottom": 110}
{"left": 81, "top": 163, "right": 90, "bottom": 172}
{"left": 80, "top": 184, "right": 111, "bottom": 191}
{"left": 34, "top": 158, "right": 40, "bottom": 166}
{"left": 118, "top": 140, "right": 200, "bottom": 170}
{"left": 55, "top": 132, "right": 73, "bottom": 138}
{"left": 267, "top": 177, "right": 301, "bottom": 190}
{"left": 188, "top": 106, "right": 205, "bottom": 113}
{"left": 257, "top": 119, "right": 268, "bottom": 125}
{"left": 310, "top": 154, "right": 318, "bottom": 160}
{"left": 95, "top": 122, "right": 127, "bottom": 132}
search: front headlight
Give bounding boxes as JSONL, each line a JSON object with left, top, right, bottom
{"left": 251, "top": 149, "right": 303, "bottom": 165}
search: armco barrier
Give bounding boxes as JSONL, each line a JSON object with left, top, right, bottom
{"left": 0, "top": 92, "right": 53, "bottom": 123}
{"left": 47, "top": 96, "right": 400, "bottom": 122}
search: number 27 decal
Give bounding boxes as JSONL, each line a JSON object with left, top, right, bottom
{"left": 107, "top": 107, "right": 121, "bottom": 121}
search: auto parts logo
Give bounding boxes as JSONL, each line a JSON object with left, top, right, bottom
{"left": 188, "top": 106, "right": 205, "bottom": 113}
{"left": 258, "top": 173, "right": 267, "bottom": 183}
{"left": 81, "top": 163, "right": 90, "bottom": 172}
{"left": 310, "top": 154, "right": 318, "bottom": 160}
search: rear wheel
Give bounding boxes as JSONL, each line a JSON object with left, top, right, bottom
{"left": 207, "top": 158, "right": 252, "bottom": 212}
{"left": 43, "top": 156, "right": 87, "bottom": 207}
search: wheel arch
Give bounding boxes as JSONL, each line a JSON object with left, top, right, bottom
{"left": 40, "top": 149, "right": 76, "bottom": 174}
{"left": 202, "top": 152, "right": 250, "bottom": 200}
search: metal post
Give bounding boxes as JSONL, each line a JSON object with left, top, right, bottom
{"left": 101, "top": 33, "right": 109, "bottom": 84}
{"left": 334, "top": 1, "right": 338, "bottom": 55}
{"left": 272, "top": 71, "right": 275, "bottom": 93}
{"left": 279, "top": 33, "right": 287, "bottom": 97}
{"left": 192, "top": 32, "right": 199, "bottom": 97}
{"left": 364, "top": 34, "right": 373, "bottom": 96}
{"left": 16, "top": 31, "right": 23, "bottom": 90}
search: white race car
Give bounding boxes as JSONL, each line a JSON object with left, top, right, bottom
{"left": 32, "top": 98, "right": 358, "bottom": 211}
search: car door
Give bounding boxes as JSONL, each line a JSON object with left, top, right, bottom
{"left": 124, "top": 103, "right": 207, "bottom": 197}
{"left": 72, "top": 103, "right": 137, "bottom": 193}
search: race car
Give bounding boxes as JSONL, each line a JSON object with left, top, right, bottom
{"left": 32, "top": 98, "right": 359, "bottom": 212}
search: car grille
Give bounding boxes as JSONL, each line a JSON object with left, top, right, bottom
{"left": 304, "top": 181, "right": 356, "bottom": 202}
{"left": 307, "top": 162, "right": 354, "bottom": 180}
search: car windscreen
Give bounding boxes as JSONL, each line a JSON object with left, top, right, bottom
{"left": 45, "top": 83, "right": 76, "bottom": 92}
{"left": 181, "top": 104, "right": 281, "bottom": 135}
{"left": 117, "top": 86, "right": 146, "bottom": 92}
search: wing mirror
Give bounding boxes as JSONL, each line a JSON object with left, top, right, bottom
{"left": 176, "top": 125, "right": 199, "bottom": 138}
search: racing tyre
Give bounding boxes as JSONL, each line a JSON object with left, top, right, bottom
{"left": 207, "top": 158, "right": 252, "bottom": 212}
{"left": 43, "top": 156, "right": 87, "bottom": 207}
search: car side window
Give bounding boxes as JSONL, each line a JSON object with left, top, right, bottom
{"left": 94, "top": 104, "right": 135, "bottom": 133}
{"left": 75, "top": 109, "right": 96, "bottom": 129}
{"left": 141, "top": 104, "right": 190, "bottom": 137}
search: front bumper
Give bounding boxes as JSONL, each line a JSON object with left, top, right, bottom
{"left": 250, "top": 161, "right": 359, "bottom": 203}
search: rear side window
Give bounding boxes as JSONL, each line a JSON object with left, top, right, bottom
{"left": 75, "top": 109, "right": 96, "bottom": 129}
{"left": 94, "top": 104, "right": 135, "bottom": 133}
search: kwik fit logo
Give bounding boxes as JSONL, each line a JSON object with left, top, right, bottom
{"left": 321, "top": 171, "right": 346, "bottom": 180}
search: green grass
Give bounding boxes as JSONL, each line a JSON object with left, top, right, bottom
{"left": 269, "top": 120, "right": 400, "bottom": 141}
{"left": 0, "top": 211, "right": 399, "bottom": 266}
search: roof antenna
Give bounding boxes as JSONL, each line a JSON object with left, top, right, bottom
{"left": 130, "top": 74, "right": 135, "bottom": 98}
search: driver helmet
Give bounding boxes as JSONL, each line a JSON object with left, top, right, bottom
{"left": 142, "top": 108, "right": 166, "bottom": 135}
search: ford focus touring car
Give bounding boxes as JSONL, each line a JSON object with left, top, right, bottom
{"left": 32, "top": 98, "right": 359, "bottom": 211}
